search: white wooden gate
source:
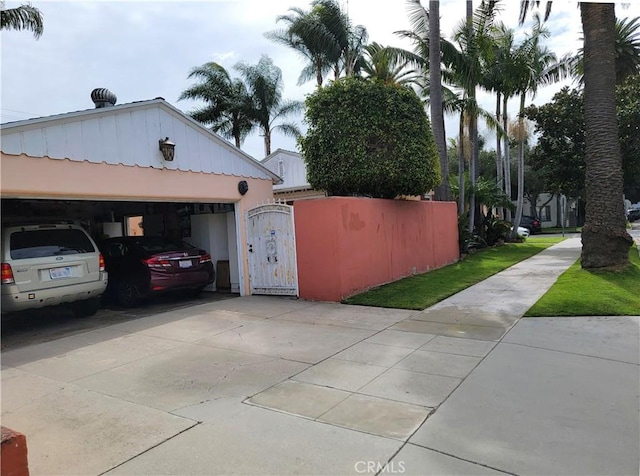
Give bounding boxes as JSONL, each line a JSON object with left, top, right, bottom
{"left": 246, "top": 203, "right": 298, "bottom": 296}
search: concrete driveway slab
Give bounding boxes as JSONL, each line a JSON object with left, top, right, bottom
{"left": 202, "top": 295, "right": 316, "bottom": 318}
{"left": 504, "top": 316, "right": 640, "bottom": 364}
{"left": 318, "top": 393, "right": 431, "bottom": 440}
{"left": 410, "top": 341, "right": 640, "bottom": 475}
{"left": 390, "top": 320, "right": 507, "bottom": 341}
{"left": 420, "top": 335, "right": 496, "bottom": 357}
{"left": 196, "top": 319, "right": 375, "bottom": 363}
{"left": 74, "top": 343, "right": 308, "bottom": 411}
{"left": 1, "top": 327, "right": 127, "bottom": 367}
{"left": 273, "top": 302, "right": 415, "bottom": 330}
{"left": 389, "top": 444, "right": 507, "bottom": 475}
{"left": 11, "top": 333, "right": 183, "bottom": 382}
{"left": 293, "top": 358, "right": 388, "bottom": 392}
{"left": 364, "top": 330, "right": 437, "bottom": 349}
{"left": 333, "top": 342, "right": 415, "bottom": 367}
{"left": 358, "top": 368, "right": 461, "bottom": 407}
{"left": 1, "top": 367, "right": 64, "bottom": 414}
{"left": 247, "top": 380, "right": 350, "bottom": 419}
{"left": 106, "top": 403, "right": 403, "bottom": 475}
{"left": 394, "top": 349, "right": 482, "bottom": 379}
{"left": 106, "top": 309, "right": 259, "bottom": 338}
{"left": 1, "top": 384, "right": 196, "bottom": 476}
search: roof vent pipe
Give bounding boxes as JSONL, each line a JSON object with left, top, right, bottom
{"left": 91, "top": 88, "right": 117, "bottom": 108}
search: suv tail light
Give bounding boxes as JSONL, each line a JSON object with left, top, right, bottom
{"left": 199, "top": 253, "right": 212, "bottom": 264}
{"left": 99, "top": 253, "right": 105, "bottom": 272}
{"left": 143, "top": 256, "right": 172, "bottom": 268}
{"left": 1, "top": 263, "right": 15, "bottom": 284}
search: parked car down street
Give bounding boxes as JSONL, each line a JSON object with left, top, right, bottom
{"left": 512, "top": 226, "right": 530, "bottom": 238}
{"left": 99, "top": 236, "right": 215, "bottom": 307}
{"left": 519, "top": 215, "right": 542, "bottom": 234}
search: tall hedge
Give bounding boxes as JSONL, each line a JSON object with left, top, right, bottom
{"left": 299, "top": 77, "right": 441, "bottom": 199}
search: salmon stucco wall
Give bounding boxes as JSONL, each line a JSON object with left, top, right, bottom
{"left": 294, "top": 197, "right": 459, "bottom": 302}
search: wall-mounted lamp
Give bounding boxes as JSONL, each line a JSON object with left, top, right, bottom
{"left": 159, "top": 137, "right": 175, "bottom": 161}
{"left": 238, "top": 180, "right": 249, "bottom": 195}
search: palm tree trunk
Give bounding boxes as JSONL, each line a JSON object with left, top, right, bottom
{"left": 315, "top": 58, "right": 324, "bottom": 88}
{"left": 264, "top": 130, "right": 272, "bottom": 157}
{"left": 495, "top": 92, "right": 503, "bottom": 217}
{"left": 580, "top": 3, "right": 632, "bottom": 268}
{"left": 468, "top": 101, "right": 477, "bottom": 235}
{"left": 430, "top": 1, "right": 450, "bottom": 202}
{"left": 502, "top": 94, "right": 512, "bottom": 222}
{"left": 512, "top": 93, "right": 526, "bottom": 238}
{"left": 458, "top": 114, "right": 466, "bottom": 215}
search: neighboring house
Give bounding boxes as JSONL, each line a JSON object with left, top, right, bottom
{"left": 519, "top": 193, "right": 581, "bottom": 228}
{"left": 0, "top": 88, "right": 282, "bottom": 295}
{"left": 261, "top": 149, "right": 326, "bottom": 203}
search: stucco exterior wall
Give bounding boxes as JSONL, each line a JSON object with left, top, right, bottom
{"left": 294, "top": 197, "right": 459, "bottom": 302}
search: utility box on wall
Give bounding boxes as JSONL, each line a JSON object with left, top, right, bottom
{"left": 293, "top": 197, "right": 459, "bottom": 302}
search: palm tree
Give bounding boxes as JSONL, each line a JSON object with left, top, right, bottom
{"left": 511, "top": 15, "right": 569, "bottom": 238}
{"left": 235, "top": 55, "right": 303, "bottom": 157}
{"left": 179, "top": 62, "right": 254, "bottom": 148}
{"left": 614, "top": 16, "right": 640, "bottom": 84}
{"left": 482, "top": 22, "right": 517, "bottom": 219}
{"left": 521, "top": 2, "right": 632, "bottom": 268}
{"left": 311, "top": 0, "right": 368, "bottom": 78}
{"left": 446, "top": 2, "right": 499, "bottom": 232}
{"left": 265, "top": 6, "right": 333, "bottom": 87}
{"left": 359, "top": 42, "right": 420, "bottom": 86}
{"left": 266, "top": 0, "right": 367, "bottom": 87}
{"left": 1, "top": 1, "right": 43, "bottom": 38}
{"left": 429, "top": 0, "right": 450, "bottom": 201}
{"left": 400, "top": 0, "right": 450, "bottom": 201}
{"left": 571, "top": 16, "right": 640, "bottom": 86}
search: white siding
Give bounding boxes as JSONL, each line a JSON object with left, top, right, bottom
{"left": 1, "top": 102, "right": 274, "bottom": 181}
{"left": 263, "top": 150, "right": 309, "bottom": 190}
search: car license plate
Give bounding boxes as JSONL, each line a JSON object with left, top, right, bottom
{"left": 50, "top": 266, "right": 72, "bottom": 279}
{"left": 179, "top": 260, "right": 192, "bottom": 269}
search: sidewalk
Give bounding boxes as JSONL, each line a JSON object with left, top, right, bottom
{"left": 1, "top": 237, "right": 638, "bottom": 475}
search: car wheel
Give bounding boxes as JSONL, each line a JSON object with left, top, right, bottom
{"left": 71, "top": 298, "right": 101, "bottom": 318}
{"left": 117, "top": 280, "right": 139, "bottom": 308}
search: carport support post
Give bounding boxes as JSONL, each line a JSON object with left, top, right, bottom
{"left": 234, "top": 201, "right": 248, "bottom": 296}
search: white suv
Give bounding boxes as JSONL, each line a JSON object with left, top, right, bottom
{"left": 1, "top": 224, "right": 108, "bottom": 316}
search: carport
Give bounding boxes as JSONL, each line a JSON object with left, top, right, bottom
{"left": 0, "top": 90, "right": 281, "bottom": 296}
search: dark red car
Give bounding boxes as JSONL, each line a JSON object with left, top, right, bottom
{"left": 99, "top": 236, "right": 214, "bottom": 307}
{"left": 520, "top": 215, "right": 542, "bottom": 234}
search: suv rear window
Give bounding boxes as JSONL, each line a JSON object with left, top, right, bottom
{"left": 10, "top": 229, "right": 96, "bottom": 259}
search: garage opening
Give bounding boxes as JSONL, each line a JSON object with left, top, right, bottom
{"left": 1, "top": 198, "right": 241, "bottom": 294}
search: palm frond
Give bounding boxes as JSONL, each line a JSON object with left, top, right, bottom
{"left": 0, "top": 2, "right": 43, "bottom": 38}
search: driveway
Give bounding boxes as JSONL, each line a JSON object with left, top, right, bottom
{"left": 1, "top": 237, "right": 638, "bottom": 475}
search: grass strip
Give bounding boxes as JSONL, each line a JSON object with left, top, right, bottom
{"left": 344, "top": 237, "right": 565, "bottom": 310}
{"left": 525, "top": 245, "right": 640, "bottom": 317}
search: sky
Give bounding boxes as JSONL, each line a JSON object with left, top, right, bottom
{"left": 2, "top": 0, "right": 639, "bottom": 161}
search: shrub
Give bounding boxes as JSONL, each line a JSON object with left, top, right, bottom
{"left": 299, "top": 77, "right": 441, "bottom": 199}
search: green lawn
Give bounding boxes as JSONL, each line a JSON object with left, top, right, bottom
{"left": 344, "top": 236, "right": 565, "bottom": 310}
{"left": 525, "top": 246, "right": 640, "bottom": 316}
